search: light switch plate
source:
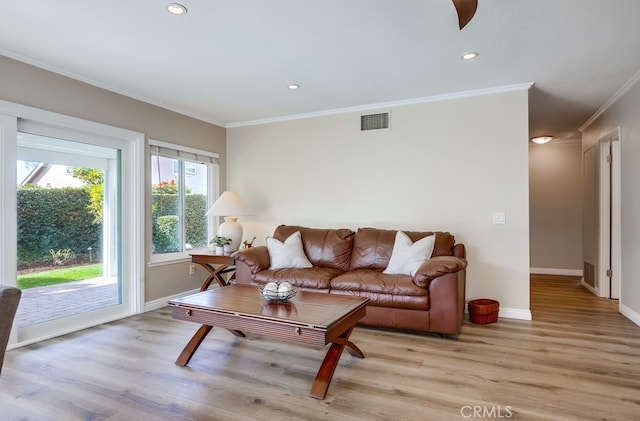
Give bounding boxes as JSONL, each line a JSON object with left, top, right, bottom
{"left": 492, "top": 212, "right": 506, "bottom": 224}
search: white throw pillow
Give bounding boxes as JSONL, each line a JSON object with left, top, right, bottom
{"left": 383, "top": 231, "right": 435, "bottom": 276}
{"left": 267, "top": 231, "right": 313, "bottom": 269}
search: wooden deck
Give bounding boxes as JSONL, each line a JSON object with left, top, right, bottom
{"left": 1, "top": 275, "right": 639, "bottom": 420}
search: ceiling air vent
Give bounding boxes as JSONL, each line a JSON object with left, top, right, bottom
{"left": 360, "top": 112, "right": 390, "bottom": 131}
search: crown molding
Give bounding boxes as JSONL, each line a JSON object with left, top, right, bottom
{"left": 580, "top": 68, "right": 640, "bottom": 132}
{"left": 227, "top": 82, "right": 535, "bottom": 128}
{"left": 2, "top": 48, "right": 535, "bottom": 132}
{"left": 0, "top": 48, "right": 227, "bottom": 128}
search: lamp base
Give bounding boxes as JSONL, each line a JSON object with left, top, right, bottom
{"left": 218, "top": 216, "right": 242, "bottom": 252}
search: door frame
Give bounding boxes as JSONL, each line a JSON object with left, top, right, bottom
{"left": 0, "top": 100, "right": 145, "bottom": 347}
{"left": 0, "top": 114, "right": 18, "bottom": 346}
{"left": 598, "top": 128, "right": 621, "bottom": 300}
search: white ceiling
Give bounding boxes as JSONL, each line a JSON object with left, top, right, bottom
{"left": 2, "top": 0, "right": 640, "bottom": 140}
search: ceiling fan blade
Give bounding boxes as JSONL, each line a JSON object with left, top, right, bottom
{"left": 452, "top": 0, "right": 478, "bottom": 29}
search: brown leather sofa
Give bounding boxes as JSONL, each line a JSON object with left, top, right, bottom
{"left": 232, "top": 225, "right": 467, "bottom": 335}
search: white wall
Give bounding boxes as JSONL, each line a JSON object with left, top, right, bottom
{"left": 228, "top": 89, "right": 532, "bottom": 318}
{"left": 529, "top": 141, "right": 583, "bottom": 274}
{"left": 581, "top": 74, "right": 640, "bottom": 325}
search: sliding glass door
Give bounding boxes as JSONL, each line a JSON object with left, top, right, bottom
{"left": 0, "top": 102, "right": 144, "bottom": 347}
{"left": 16, "top": 132, "right": 121, "bottom": 328}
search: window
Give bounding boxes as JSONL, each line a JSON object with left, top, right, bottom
{"left": 150, "top": 140, "right": 218, "bottom": 261}
{"left": 172, "top": 160, "right": 197, "bottom": 177}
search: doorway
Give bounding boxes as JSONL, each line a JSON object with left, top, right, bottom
{"left": 16, "top": 132, "right": 121, "bottom": 327}
{"left": 0, "top": 102, "right": 144, "bottom": 347}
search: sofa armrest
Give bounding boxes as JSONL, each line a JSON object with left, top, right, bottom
{"left": 413, "top": 256, "right": 468, "bottom": 288}
{"left": 231, "top": 246, "right": 270, "bottom": 274}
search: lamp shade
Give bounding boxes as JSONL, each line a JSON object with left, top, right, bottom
{"left": 206, "top": 191, "right": 250, "bottom": 217}
{"left": 206, "top": 191, "right": 251, "bottom": 253}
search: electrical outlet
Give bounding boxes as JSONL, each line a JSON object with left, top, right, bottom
{"left": 189, "top": 264, "right": 195, "bottom": 275}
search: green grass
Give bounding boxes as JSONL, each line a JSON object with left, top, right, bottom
{"left": 17, "top": 264, "right": 103, "bottom": 289}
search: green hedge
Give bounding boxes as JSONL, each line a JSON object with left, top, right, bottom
{"left": 17, "top": 188, "right": 209, "bottom": 263}
{"left": 17, "top": 187, "right": 101, "bottom": 266}
{"left": 151, "top": 193, "right": 207, "bottom": 253}
{"left": 155, "top": 215, "right": 180, "bottom": 252}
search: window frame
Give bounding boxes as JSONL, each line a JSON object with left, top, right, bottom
{"left": 148, "top": 139, "right": 219, "bottom": 265}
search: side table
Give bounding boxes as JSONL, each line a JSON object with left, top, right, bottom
{"left": 190, "top": 252, "right": 236, "bottom": 291}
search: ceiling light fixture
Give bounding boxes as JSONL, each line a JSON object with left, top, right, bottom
{"left": 530, "top": 136, "right": 554, "bottom": 144}
{"left": 288, "top": 84, "right": 300, "bottom": 90}
{"left": 167, "top": 3, "right": 187, "bottom": 15}
{"left": 461, "top": 52, "right": 479, "bottom": 60}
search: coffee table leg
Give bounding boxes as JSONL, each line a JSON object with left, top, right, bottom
{"left": 228, "top": 329, "right": 246, "bottom": 338}
{"left": 309, "top": 327, "right": 363, "bottom": 399}
{"left": 175, "top": 324, "right": 213, "bottom": 366}
{"left": 343, "top": 339, "right": 364, "bottom": 358}
{"left": 176, "top": 324, "right": 246, "bottom": 366}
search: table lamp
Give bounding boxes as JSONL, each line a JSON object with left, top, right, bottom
{"left": 206, "top": 191, "right": 250, "bottom": 252}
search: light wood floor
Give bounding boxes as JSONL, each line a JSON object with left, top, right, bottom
{"left": 1, "top": 275, "right": 639, "bottom": 420}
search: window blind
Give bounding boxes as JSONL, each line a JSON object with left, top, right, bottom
{"left": 149, "top": 139, "right": 219, "bottom": 165}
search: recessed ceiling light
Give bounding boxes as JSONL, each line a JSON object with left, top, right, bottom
{"left": 461, "top": 52, "right": 479, "bottom": 60}
{"left": 288, "top": 84, "right": 300, "bottom": 90}
{"left": 530, "top": 136, "right": 554, "bottom": 144}
{"left": 167, "top": 3, "right": 187, "bottom": 15}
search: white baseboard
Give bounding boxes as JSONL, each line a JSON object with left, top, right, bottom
{"left": 144, "top": 288, "right": 199, "bottom": 312}
{"left": 620, "top": 302, "right": 640, "bottom": 328}
{"left": 530, "top": 267, "right": 583, "bottom": 277}
{"left": 498, "top": 307, "right": 532, "bottom": 321}
{"left": 466, "top": 305, "right": 532, "bottom": 321}
{"left": 581, "top": 280, "right": 598, "bottom": 295}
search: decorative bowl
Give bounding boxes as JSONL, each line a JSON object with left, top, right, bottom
{"left": 258, "top": 283, "right": 298, "bottom": 303}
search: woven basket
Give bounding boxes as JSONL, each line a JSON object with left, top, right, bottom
{"left": 468, "top": 299, "right": 499, "bottom": 324}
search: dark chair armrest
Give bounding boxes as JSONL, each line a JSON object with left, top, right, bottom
{"left": 413, "top": 256, "right": 468, "bottom": 288}
{"left": 231, "top": 246, "right": 270, "bottom": 274}
{"left": 1, "top": 286, "right": 21, "bottom": 376}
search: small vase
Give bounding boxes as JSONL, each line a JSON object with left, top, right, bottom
{"left": 223, "top": 244, "right": 233, "bottom": 254}
{"left": 215, "top": 246, "right": 224, "bottom": 255}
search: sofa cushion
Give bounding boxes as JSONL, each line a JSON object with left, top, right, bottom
{"left": 273, "top": 225, "right": 354, "bottom": 272}
{"left": 266, "top": 231, "right": 313, "bottom": 269}
{"left": 350, "top": 227, "right": 456, "bottom": 271}
{"left": 383, "top": 232, "right": 435, "bottom": 276}
{"left": 330, "top": 269, "right": 429, "bottom": 310}
{"left": 252, "top": 266, "right": 344, "bottom": 291}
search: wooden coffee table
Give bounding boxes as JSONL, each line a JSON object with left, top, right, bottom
{"left": 168, "top": 284, "right": 369, "bottom": 399}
